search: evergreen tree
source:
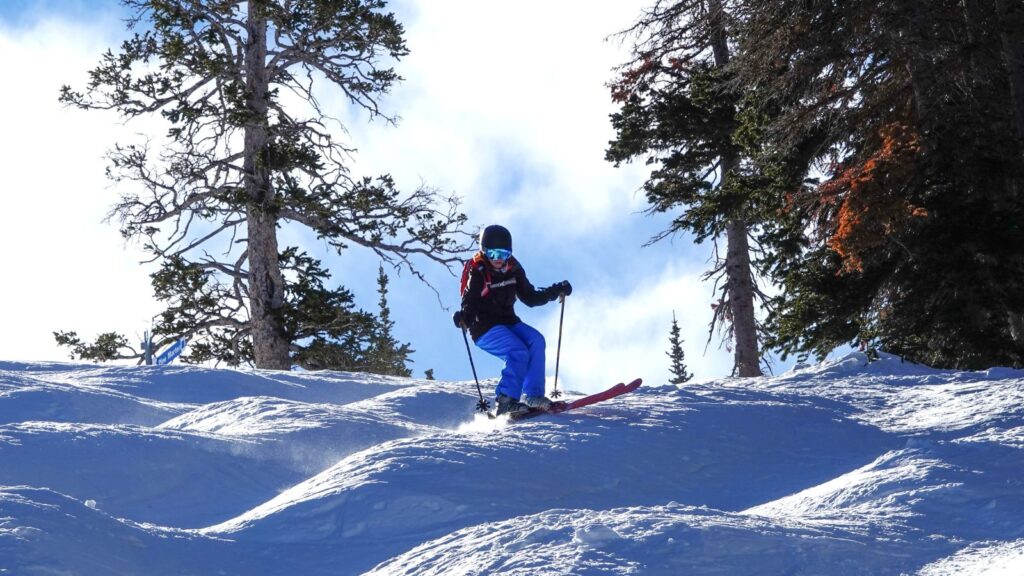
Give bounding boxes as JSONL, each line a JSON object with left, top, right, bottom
{"left": 365, "top": 266, "right": 413, "bottom": 376}
{"left": 734, "top": 0, "right": 1024, "bottom": 369}
{"left": 608, "top": 0, "right": 767, "bottom": 376}
{"left": 53, "top": 331, "right": 140, "bottom": 363}
{"left": 667, "top": 311, "right": 693, "bottom": 385}
{"left": 58, "top": 249, "right": 384, "bottom": 370}
{"left": 424, "top": 369, "right": 435, "bottom": 380}
{"left": 57, "top": 0, "right": 469, "bottom": 370}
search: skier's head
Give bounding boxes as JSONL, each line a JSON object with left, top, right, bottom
{"left": 479, "top": 224, "right": 512, "bottom": 264}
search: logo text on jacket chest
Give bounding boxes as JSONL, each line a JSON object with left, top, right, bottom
{"left": 490, "top": 278, "right": 516, "bottom": 289}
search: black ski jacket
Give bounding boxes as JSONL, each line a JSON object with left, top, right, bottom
{"left": 460, "top": 255, "right": 557, "bottom": 341}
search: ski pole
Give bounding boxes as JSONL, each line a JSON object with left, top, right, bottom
{"left": 552, "top": 294, "right": 566, "bottom": 398}
{"left": 461, "top": 326, "right": 489, "bottom": 412}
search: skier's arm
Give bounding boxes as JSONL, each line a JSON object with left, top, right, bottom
{"left": 516, "top": 265, "right": 557, "bottom": 307}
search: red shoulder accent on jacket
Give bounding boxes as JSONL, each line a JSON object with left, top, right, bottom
{"left": 460, "top": 252, "right": 491, "bottom": 297}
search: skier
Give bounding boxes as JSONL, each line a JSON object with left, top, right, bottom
{"left": 454, "top": 225, "right": 572, "bottom": 416}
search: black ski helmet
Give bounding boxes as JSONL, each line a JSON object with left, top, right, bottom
{"left": 479, "top": 225, "right": 512, "bottom": 252}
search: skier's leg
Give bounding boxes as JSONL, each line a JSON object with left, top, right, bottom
{"left": 509, "top": 322, "right": 546, "bottom": 398}
{"left": 475, "top": 325, "right": 529, "bottom": 399}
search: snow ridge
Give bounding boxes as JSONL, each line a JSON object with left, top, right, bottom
{"left": 2, "top": 354, "right": 1024, "bottom": 575}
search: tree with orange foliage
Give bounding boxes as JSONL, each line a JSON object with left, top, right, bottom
{"left": 739, "top": 0, "right": 1024, "bottom": 369}
{"left": 820, "top": 123, "right": 928, "bottom": 274}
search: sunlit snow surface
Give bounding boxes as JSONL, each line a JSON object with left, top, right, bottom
{"left": 2, "top": 353, "right": 1024, "bottom": 575}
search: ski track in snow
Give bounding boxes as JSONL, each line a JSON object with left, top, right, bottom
{"left": 1, "top": 354, "right": 1024, "bottom": 574}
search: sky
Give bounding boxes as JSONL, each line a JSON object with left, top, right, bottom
{"left": 0, "top": 0, "right": 801, "bottom": 392}
{"left": 3, "top": 354, "right": 1024, "bottom": 574}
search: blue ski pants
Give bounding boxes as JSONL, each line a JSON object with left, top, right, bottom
{"left": 475, "top": 322, "right": 546, "bottom": 399}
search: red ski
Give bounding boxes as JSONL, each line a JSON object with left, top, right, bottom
{"left": 508, "top": 378, "right": 642, "bottom": 421}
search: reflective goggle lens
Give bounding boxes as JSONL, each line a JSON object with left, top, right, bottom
{"left": 485, "top": 248, "right": 512, "bottom": 261}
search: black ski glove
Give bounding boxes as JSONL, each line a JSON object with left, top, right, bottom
{"left": 452, "top": 311, "right": 464, "bottom": 329}
{"left": 547, "top": 280, "right": 572, "bottom": 301}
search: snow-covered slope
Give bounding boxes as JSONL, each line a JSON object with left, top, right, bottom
{"left": 2, "top": 354, "right": 1024, "bottom": 575}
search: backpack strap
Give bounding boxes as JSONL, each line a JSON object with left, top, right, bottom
{"left": 460, "top": 252, "right": 491, "bottom": 297}
{"left": 459, "top": 253, "right": 519, "bottom": 298}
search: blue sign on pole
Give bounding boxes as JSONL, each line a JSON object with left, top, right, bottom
{"left": 156, "top": 338, "right": 188, "bottom": 366}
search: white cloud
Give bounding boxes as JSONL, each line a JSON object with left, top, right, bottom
{"left": 0, "top": 16, "right": 161, "bottom": 361}
{"left": 339, "top": 0, "right": 652, "bottom": 237}
{"left": 541, "top": 262, "right": 734, "bottom": 393}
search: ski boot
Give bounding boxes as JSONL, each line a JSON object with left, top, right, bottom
{"left": 495, "top": 394, "right": 530, "bottom": 417}
{"left": 522, "top": 395, "right": 554, "bottom": 411}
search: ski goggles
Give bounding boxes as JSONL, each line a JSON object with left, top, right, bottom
{"left": 484, "top": 248, "right": 512, "bottom": 261}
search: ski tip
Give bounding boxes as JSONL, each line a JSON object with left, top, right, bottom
{"left": 624, "top": 378, "right": 642, "bottom": 391}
